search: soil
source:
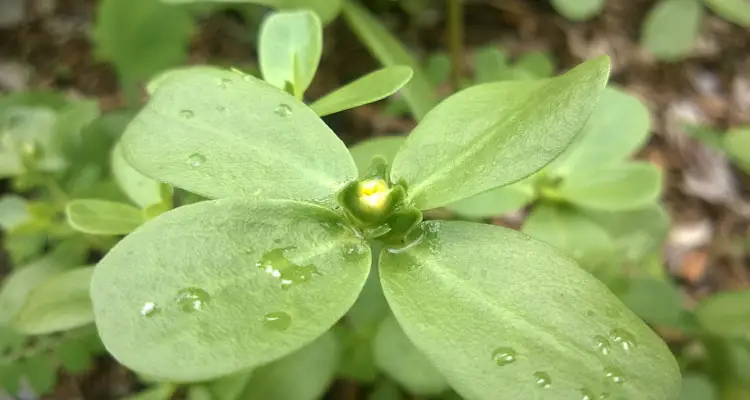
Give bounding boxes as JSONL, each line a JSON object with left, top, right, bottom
{"left": 1, "top": 0, "right": 749, "bottom": 398}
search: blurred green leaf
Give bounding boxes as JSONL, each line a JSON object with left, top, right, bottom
{"left": 550, "top": 87, "right": 651, "bottom": 174}
{"left": 65, "top": 199, "right": 144, "bottom": 235}
{"left": 584, "top": 204, "right": 669, "bottom": 263}
{"left": 550, "top": 0, "right": 605, "bottom": 21}
{"left": 424, "top": 53, "right": 452, "bottom": 86}
{"left": 725, "top": 127, "right": 750, "bottom": 173}
{"left": 21, "top": 354, "right": 56, "bottom": 395}
{"left": 237, "top": 331, "right": 339, "bottom": 400}
{"left": 55, "top": 332, "right": 101, "bottom": 373}
{"left": 311, "top": 66, "right": 413, "bottom": 116}
{"left": 445, "top": 182, "right": 534, "bottom": 219}
{"left": 368, "top": 380, "right": 405, "bottom": 400}
{"left": 0, "top": 195, "right": 30, "bottom": 231}
{"left": 703, "top": 0, "right": 750, "bottom": 27}
{"left": 163, "top": 0, "right": 344, "bottom": 24}
{"left": 13, "top": 267, "right": 95, "bottom": 335}
{"left": 678, "top": 373, "right": 717, "bottom": 400}
{"left": 347, "top": 255, "right": 389, "bottom": 335}
{"left": 335, "top": 326, "right": 379, "bottom": 383}
{"left": 188, "top": 385, "right": 214, "bottom": 400}
{"left": 558, "top": 162, "right": 662, "bottom": 211}
{"left": 522, "top": 203, "right": 616, "bottom": 267}
{"left": 342, "top": 1, "right": 438, "bottom": 120}
{"left": 124, "top": 384, "right": 177, "bottom": 400}
{"left": 112, "top": 141, "right": 162, "bottom": 209}
{"left": 684, "top": 124, "right": 725, "bottom": 151}
{"left": 93, "top": 0, "right": 194, "bottom": 83}
{"left": 514, "top": 51, "right": 556, "bottom": 79}
{"left": 615, "top": 278, "right": 684, "bottom": 327}
{"left": 374, "top": 314, "right": 448, "bottom": 395}
{"left": 642, "top": 0, "right": 703, "bottom": 61}
{"left": 695, "top": 289, "right": 750, "bottom": 337}
{"left": 349, "top": 136, "right": 406, "bottom": 176}
{"left": 259, "top": 10, "right": 322, "bottom": 98}
{"left": 207, "top": 370, "right": 253, "bottom": 400}
{"left": 3, "top": 233, "right": 46, "bottom": 267}
{"left": 473, "top": 46, "right": 511, "bottom": 83}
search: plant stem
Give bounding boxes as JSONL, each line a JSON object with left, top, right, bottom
{"left": 446, "top": 0, "right": 465, "bottom": 90}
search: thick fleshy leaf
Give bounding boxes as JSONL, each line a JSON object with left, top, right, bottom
{"left": 549, "top": 87, "right": 651, "bottom": 174}
{"left": 349, "top": 136, "right": 406, "bottom": 177}
{"left": 259, "top": 10, "right": 322, "bottom": 98}
{"left": 558, "top": 162, "right": 662, "bottom": 211}
{"left": 121, "top": 67, "right": 357, "bottom": 202}
{"left": 236, "top": 331, "right": 339, "bottom": 400}
{"left": 91, "top": 198, "right": 370, "bottom": 381}
{"left": 112, "top": 142, "right": 162, "bottom": 208}
{"left": 390, "top": 56, "right": 610, "bottom": 210}
{"left": 341, "top": 1, "right": 438, "bottom": 120}
{"left": 13, "top": 267, "right": 94, "bottom": 335}
{"left": 725, "top": 127, "right": 750, "bottom": 173}
{"left": 311, "top": 66, "right": 413, "bottom": 117}
{"left": 93, "top": 0, "right": 193, "bottom": 83}
{"left": 445, "top": 182, "right": 534, "bottom": 219}
{"left": 695, "top": 290, "right": 750, "bottom": 337}
{"left": 641, "top": 0, "right": 703, "bottom": 61}
{"left": 703, "top": 0, "right": 750, "bottom": 27}
{"left": 66, "top": 199, "right": 144, "bottom": 235}
{"left": 522, "top": 203, "right": 616, "bottom": 267}
{"left": 374, "top": 314, "right": 448, "bottom": 395}
{"left": 550, "top": 0, "right": 605, "bottom": 20}
{"left": 379, "top": 220, "right": 680, "bottom": 400}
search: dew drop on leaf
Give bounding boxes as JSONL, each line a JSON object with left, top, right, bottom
{"left": 609, "top": 328, "right": 637, "bottom": 352}
{"left": 580, "top": 388, "right": 597, "bottom": 400}
{"left": 533, "top": 371, "right": 551, "bottom": 388}
{"left": 263, "top": 311, "right": 291, "bottom": 331}
{"left": 604, "top": 366, "right": 626, "bottom": 384}
{"left": 256, "top": 247, "right": 320, "bottom": 290}
{"left": 594, "top": 335, "right": 611, "bottom": 356}
{"left": 175, "top": 287, "right": 211, "bottom": 312}
{"left": 188, "top": 153, "right": 206, "bottom": 167}
{"left": 140, "top": 302, "right": 159, "bottom": 317}
{"left": 491, "top": 347, "right": 517, "bottom": 366}
{"left": 599, "top": 392, "right": 610, "bottom": 399}
{"left": 274, "top": 104, "right": 292, "bottom": 117}
{"left": 343, "top": 242, "right": 367, "bottom": 259}
{"left": 219, "top": 77, "right": 232, "bottom": 88}
{"left": 179, "top": 109, "right": 194, "bottom": 119}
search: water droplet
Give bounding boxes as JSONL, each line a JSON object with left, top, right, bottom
{"left": 179, "top": 109, "right": 194, "bottom": 119}
{"left": 533, "top": 371, "right": 551, "bottom": 388}
{"left": 176, "top": 287, "right": 211, "bottom": 312}
{"left": 263, "top": 311, "right": 291, "bottom": 331}
{"left": 343, "top": 242, "right": 367, "bottom": 259}
{"left": 525, "top": 235, "right": 532, "bottom": 241}
{"left": 219, "top": 77, "right": 232, "bottom": 88}
{"left": 274, "top": 104, "right": 292, "bottom": 117}
{"left": 188, "top": 153, "right": 206, "bottom": 167}
{"left": 604, "top": 366, "right": 626, "bottom": 384}
{"left": 216, "top": 105, "right": 227, "bottom": 112}
{"left": 594, "top": 335, "right": 611, "bottom": 356}
{"left": 491, "top": 347, "right": 517, "bottom": 366}
{"left": 599, "top": 392, "right": 610, "bottom": 399}
{"left": 256, "top": 247, "right": 320, "bottom": 290}
{"left": 140, "top": 302, "right": 159, "bottom": 317}
{"left": 580, "top": 388, "right": 597, "bottom": 400}
{"left": 609, "top": 328, "right": 637, "bottom": 352}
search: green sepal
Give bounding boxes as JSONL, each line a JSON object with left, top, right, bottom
{"left": 363, "top": 156, "right": 388, "bottom": 181}
{"left": 378, "top": 206, "right": 423, "bottom": 246}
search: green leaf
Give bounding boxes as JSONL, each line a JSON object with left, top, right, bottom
{"left": 237, "top": 330, "right": 339, "bottom": 400}
{"left": 347, "top": 253, "right": 390, "bottom": 335}
{"left": 391, "top": 56, "right": 610, "bottom": 210}
{"left": 259, "top": 10, "right": 322, "bottom": 99}
{"left": 335, "top": 326, "right": 378, "bottom": 383}
{"left": 369, "top": 381, "right": 405, "bottom": 400}
{"left": 310, "top": 66, "right": 413, "bottom": 117}
{"left": 112, "top": 141, "right": 162, "bottom": 208}
{"left": 550, "top": 0, "right": 605, "bottom": 21}
{"left": 0, "top": 241, "right": 86, "bottom": 323}
{"left": 474, "top": 46, "right": 511, "bottom": 83}
{"left": 0, "top": 195, "right": 30, "bottom": 231}
{"left": 703, "top": 0, "right": 750, "bottom": 27}
{"left": 56, "top": 333, "right": 100, "bottom": 373}
{"left": 124, "top": 384, "right": 177, "bottom": 400}
{"left": 207, "top": 370, "right": 253, "bottom": 400}
{"left": 13, "top": 267, "right": 95, "bottom": 335}
{"left": 379, "top": 220, "right": 680, "bottom": 400}
{"left": 341, "top": 1, "right": 438, "bottom": 120}
{"left": 615, "top": 278, "right": 684, "bottom": 327}
{"left": 584, "top": 204, "right": 669, "bottom": 262}
{"left": 66, "top": 199, "right": 144, "bottom": 235}
{"left": 22, "top": 355, "right": 56, "bottom": 395}
{"left": 513, "top": 51, "right": 556, "bottom": 79}
{"left": 162, "top": 0, "right": 343, "bottom": 24}
{"left": 374, "top": 314, "right": 448, "bottom": 395}
{"left": 642, "top": 0, "right": 703, "bottom": 61}
{"left": 695, "top": 289, "right": 750, "bottom": 337}
{"left": 549, "top": 87, "right": 651, "bottom": 174}
{"left": 557, "top": 162, "right": 663, "bottom": 211}
{"left": 522, "top": 203, "right": 616, "bottom": 267}
{"left": 349, "top": 136, "right": 406, "bottom": 177}
{"left": 725, "top": 127, "right": 750, "bottom": 173}
{"left": 188, "top": 385, "right": 213, "bottom": 400}
{"left": 93, "top": 0, "right": 193, "bottom": 83}
{"left": 91, "top": 198, "right": 370, "bottom": 381}
{"left": 122, "top": 67, "right": 357, "bottom": 203}
{"left": 678, "top": 374, "right": 717, "bottom": 400}
{"left": 445, "top": 182, "right": 534, "bottom": 219}
{"left": 424, "top": 53, "right": 452, "bottom": 86}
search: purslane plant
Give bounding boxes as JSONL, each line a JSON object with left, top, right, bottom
{"left": 90, "top": 55, "right": 681, "bottom": 399}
